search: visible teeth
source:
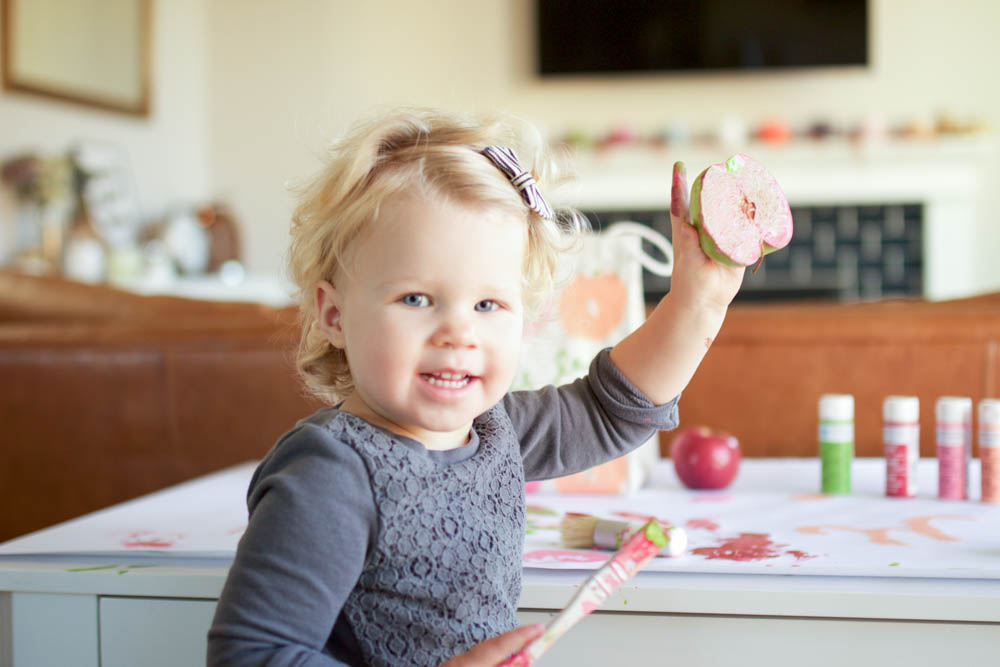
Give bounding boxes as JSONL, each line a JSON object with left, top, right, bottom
{"left": 424, "top": 373, "right": 470, "bottom": 389}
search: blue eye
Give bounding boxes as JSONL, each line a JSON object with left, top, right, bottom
{"left": 401, "top": 294, "right": 430, "bottom": 307}
{"left": 475, "top": 300, "right": 499, "bottom": 312}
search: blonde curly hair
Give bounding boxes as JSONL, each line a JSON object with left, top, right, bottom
{"left": 287, "top": 107, "right": 581, "bottom": 404}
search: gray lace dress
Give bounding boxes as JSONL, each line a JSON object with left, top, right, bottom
{"left": 207, "top": 349, "right": 679, "bottom": 666}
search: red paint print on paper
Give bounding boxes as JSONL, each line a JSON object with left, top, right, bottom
{"left": 692, "top": 533, "right": 783, "bottom": 561}
{"left": 691, "top": 533, "right": 816, "bottom": 562}
{"left": 522, "top": 549, "right": 608, "bottom": 566}
{"left": 120, "top": 530, "right": 183, "bottom": 549}
{"left": 685, "top": 518, "right": 719, "bottom": 532}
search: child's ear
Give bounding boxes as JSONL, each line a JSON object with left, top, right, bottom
{"left": 315, "top": 280, "right": 346, "bottom": 349}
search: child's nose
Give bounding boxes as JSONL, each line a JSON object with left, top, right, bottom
{"left": 431, "top": 314, "right": 479, "bottom": 349}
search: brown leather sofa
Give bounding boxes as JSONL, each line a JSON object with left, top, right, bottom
{"left": 0, "top": 272, "right": 323, "bottom": 543}
{"left": 671, "top": 292, "right": 1000, "bottom": 459}
{"left": 3, "top": 271, "right": 1000, "bottom": 542}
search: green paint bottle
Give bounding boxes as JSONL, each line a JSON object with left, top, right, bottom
{"left": 819, "top": 394, "right": 854, "bottom": 493}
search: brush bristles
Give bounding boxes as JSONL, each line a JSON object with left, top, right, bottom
{"left": 559, "top": 514, "right": 601, "bottom": 548}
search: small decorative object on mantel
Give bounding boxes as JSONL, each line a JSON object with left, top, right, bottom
{"left": 0, "top": 151, "right": 76, "bottom": 274}
{"left": 62, "top": 173, "right": 107, "bottom": 284}
{"left": 73, "top": 141, "right": 146, "bottom": 283}
{"left": 198, "top": 204, "right": 241, "bottom": 272}
{"left": 162, "top": 209, "right": 211, "bottom": 275}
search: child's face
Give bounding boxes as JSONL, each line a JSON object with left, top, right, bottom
{"left": 317, "top": 192, "right": 526, "bottom": 450}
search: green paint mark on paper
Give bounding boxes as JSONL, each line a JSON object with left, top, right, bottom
{"left": 889, "top": 562, "right": 900, "bottom": 567}
{"left": 526, "top": 505, "right": 558, "bottom": 516}
{"left": 68, "top": 563, "right": 158, "bottom": 574}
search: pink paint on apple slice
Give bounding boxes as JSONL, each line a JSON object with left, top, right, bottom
{"left": 689, "top": 153, "right": 793, "bottom": 267}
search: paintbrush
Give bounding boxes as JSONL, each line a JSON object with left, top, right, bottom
{"left": 500, "top": 519, "right": 668, "bottom": 666}
{"left": 559, "top": 513, "right": 687, "bottom": 556}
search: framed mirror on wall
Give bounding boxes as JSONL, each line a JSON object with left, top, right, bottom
{"left": 1, "top": 0, "right": 152, "bottom": 116}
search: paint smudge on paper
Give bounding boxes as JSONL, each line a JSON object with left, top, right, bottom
{"left": 797, "top": 524, "right": 904, "bottom": 545}
{"left": 797, "top": 514, "right": 974, "bottom": 546}
{"left": 904, "top": 515, "right": 971, "bottom": 541}
{"left": 691, "top": 533, "right": 816, "bottom": 562}
{"left": 523, "top": 549, "right": 609, "bottom": 566}
{"left": 120, "top": 530, "right": 184, "bottom": 549}
{"left": 67, "top": 564, "right": 118, "bottom": 572}
{"left": 692, "top": 494, "right": 734, "bottom": 503}
{"left": 685, "top": 518, "right": 719, "bottom": 532}
{"left": 67, "top": 564, "right": 158, "bottom": 574}
{"left": 611, "top": 511, "right": 672, "bottom": 526}
{"left": 526, "top": 504, "right": 557, "bottom": 516}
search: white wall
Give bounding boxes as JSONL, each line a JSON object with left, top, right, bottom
{"left": 3, "top": 1, "right": 998, "bottom": 294}
{"left": 0, "top": 0, "right": 211, "bottom": 220}
{"left": 207, "top": 0, "right": 1000, "bottom": 293}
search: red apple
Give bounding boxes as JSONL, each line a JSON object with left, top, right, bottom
{"left": 670, "top": 427, "right": 741, "bottom": 490}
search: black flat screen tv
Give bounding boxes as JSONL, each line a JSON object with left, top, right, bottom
{"left": 536, "top": 0, "right": 868, "bottom": 75}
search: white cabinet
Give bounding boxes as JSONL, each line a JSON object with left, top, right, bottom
{"left": 99, "top": 597, "right": 217, "bottom": 667}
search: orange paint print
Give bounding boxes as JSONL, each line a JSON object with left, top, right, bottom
{"left": 558, "top": 273, "right": 627, "bottom": 340}
{"left": 553, "top": 457, "right": 627, "bottom": 494}
{"left": 796, "top": 514, "right": 974, "bottom": 546}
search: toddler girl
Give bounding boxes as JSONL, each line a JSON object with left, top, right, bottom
{"left": 208, "top": 107, "right": 743, "bottom": 666}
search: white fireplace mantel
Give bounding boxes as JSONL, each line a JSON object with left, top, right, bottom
{"left": 551, "top": 136, "right": 994, "bottom": 301}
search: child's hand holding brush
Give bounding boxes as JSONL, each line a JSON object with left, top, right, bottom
{"left": 499, "top": 518, "right": 684, "bottom": 666}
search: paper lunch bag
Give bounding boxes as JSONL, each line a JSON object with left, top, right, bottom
{"left": 515, "top": 222, "right": 673, "bottom": 494}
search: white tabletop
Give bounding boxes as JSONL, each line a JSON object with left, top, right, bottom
{"left": 2, "top": 458, "right": 998, "bottom": 624}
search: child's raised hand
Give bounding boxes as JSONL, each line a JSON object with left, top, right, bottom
{"left": 668, "top": 161, "right": 745, "bottom": 314}
{"left": 440, "top": 624, "right": 545, "bottom": 667}
{"left": 608, "top": 160, "right": 747, "bottom": 404}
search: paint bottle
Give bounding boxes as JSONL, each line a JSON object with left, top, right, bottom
{"left": 979, "top": 398, "right": 1000, "bottom": 504}
{"left": 819, "top": 394, "right": 854, "bottom": 494}
{"left": 883, "top": 395, "right": 919, "bottom": 498}
{"left": 936, "top": 396, "right": 972, "bottom": 500}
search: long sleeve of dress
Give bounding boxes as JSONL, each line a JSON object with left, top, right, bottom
{"left": 504, "top": 348, "right": 680, "bottom": 481}
{"left": 207, "top": 421, "right": 377, "bottom": 666}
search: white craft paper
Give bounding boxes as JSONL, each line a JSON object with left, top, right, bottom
{"left": 0, "top": 462, "right": 255, "bottom": 557}
{"left": 2, "top": 459, "right": 999, "bottom": 580}
{"left": 524, "top": 458, "right": 1000, "bottom": 579}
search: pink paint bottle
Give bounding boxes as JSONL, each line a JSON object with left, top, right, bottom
{"left": 936, "top": 396, "right": 972, "bottom": 500}
{"left": 979, "top": 399, "right": 1000, "bottom": 504}
{"left": 883, "top": 396, "right": 919, "bottom": 497}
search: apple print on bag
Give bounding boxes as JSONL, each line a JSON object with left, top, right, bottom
{"left": 516, "top": 223, "right": 672, "bottom": 494}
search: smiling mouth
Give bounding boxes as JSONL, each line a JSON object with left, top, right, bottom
{"left": 421, "top": 371, "right": 473, "bottom": 389}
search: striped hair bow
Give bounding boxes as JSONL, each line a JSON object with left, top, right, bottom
{"left": 480, "top": 145, "right": 554, "bottom": 220}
